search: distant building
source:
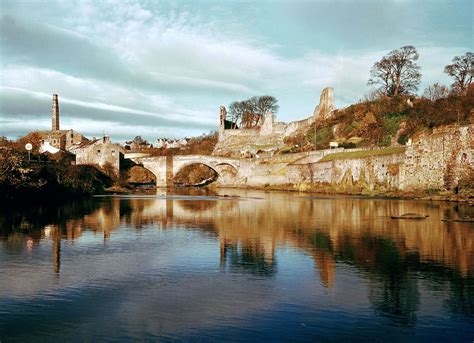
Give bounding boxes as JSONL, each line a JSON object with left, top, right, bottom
{"left": 123, "top": 136, "right": 153, "bottom": 151}
{"left": 155, "top": 138, "right": 188, "bottom": 149}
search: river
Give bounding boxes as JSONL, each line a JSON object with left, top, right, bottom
{"left": 0, "top": 189, "right": 473, "bottom": 341}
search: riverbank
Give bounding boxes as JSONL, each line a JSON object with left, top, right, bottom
{"left": 238, "top": 183, "right": 474, "bottom": 203}
{"left": 101, "top": 182, "right": 474, "bottom": 204}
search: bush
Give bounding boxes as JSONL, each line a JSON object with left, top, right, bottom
{"left": 0, "top": 150, "right": 112, "bottom": 201}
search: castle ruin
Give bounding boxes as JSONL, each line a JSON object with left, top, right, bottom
{"left": 213, "top": 87, "right": 336, "bottom": 157}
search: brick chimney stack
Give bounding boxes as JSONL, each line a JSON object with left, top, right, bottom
{"left": 52, "top": 94, "right": 60, "bottom": 130}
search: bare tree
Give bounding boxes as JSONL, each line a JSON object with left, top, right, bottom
{"left": 239, "top": 100, "right": 258, "bottom": 128}
{"left": 390, "top": 46, "right": 421, "bottom": 96}
{"left": 368, "top": 57, "right": 393, "bottom": 97}
{"left": 228, "top": 101, "right": 243, "bottom": 129}
{"left": 444, "top": 52, "right": 473, "bottom": 96}
{"left": 229, "top": 95, "right": 279, "bottom": 129}
{"left": 368, "top": 46, "right": 421, "bottom": 97}
{"left": 422, "top": 83, "right": 449, "bottom": 101}
{"left": 254, "top": 95, "right": 279, "bottom": 115}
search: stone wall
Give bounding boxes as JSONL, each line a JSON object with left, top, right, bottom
{"left": 288, "top": 153, "right": 405, "bottom": 190}
{"left": 242, "top": 125, "right": 473, "bottom": 192}
{"left": 400, "top": 125, "right": 473, "bottom": 191}
{"left": 213, "top": 127, "right": 284, "bottom": 157}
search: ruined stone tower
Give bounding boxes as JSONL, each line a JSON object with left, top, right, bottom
{"left": 52, "top": 94, "right": 60, "bottom": 130}
{"left": 313, "top": 87, "right": 335, "bottom": 120}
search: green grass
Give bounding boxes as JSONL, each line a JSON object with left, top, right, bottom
{"left": 318, "top": 146, "right": 406, "bottom": 162}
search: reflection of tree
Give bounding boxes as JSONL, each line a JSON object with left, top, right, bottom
{"left": 0, "top": 198, "right": 101, "bottom": 241}
{"left": 369, "top": 276, "right": 419, "bottom": 326}
{"left": 444, "top": 274, "right": 474, "bottom": 319}
{"left": 220, "top": 239, "right": 276, "bottom": 277}
{"left": 308, "top": 232, "right": 335, "bottom": 288}
{"left": 338, "top": 236, "right": 420, "bottom": 325}
{"left": 52, "top": 225, "right": 61, "bottom": 275}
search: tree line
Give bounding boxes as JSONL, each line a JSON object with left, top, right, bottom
{"left": 368, "top": 47, "right": 472, "bottom": 100}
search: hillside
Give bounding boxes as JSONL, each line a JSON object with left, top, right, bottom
{"left": 285, "top": 94, "right": 473, "bottom": 152}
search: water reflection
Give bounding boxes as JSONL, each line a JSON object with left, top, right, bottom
{"left": 0, "top": 190, "right": 473, "bottom": 340}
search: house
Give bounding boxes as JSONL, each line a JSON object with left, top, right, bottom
{"left": 74, "top": 136, "right": 124, "bottom": 176}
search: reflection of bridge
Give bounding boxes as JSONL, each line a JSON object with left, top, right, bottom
{"left": 128, "top": 155, "right": 241, "bottom": 187}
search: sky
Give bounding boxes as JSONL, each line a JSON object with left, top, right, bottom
{"left": 0, "top": 0, "right": 472, "bottom": 142}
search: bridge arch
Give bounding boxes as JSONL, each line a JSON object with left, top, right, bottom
{"left": 127, "top": 165, "right": 157, "bottom": 185}
{"left": 173, "top": 162, "right": 219, "bottom": 186}
{"left": 214, "top": 162, "right": 238, "bottom": 177}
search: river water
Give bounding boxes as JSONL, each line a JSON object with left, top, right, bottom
{"left": 0, "top": 189, "right": 473, "bottom": 342}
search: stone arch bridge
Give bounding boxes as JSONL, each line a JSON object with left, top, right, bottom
{"left": 127, "top": 154, "right": 241, "bottom": 187}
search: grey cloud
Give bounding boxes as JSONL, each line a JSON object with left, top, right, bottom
{"left": 0, "top": 15, "right": 130, "bottom": 84}
{"left": 0, "top": 14, "right": 256, "bottom": 97}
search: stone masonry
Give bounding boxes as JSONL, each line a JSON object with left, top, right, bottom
{"left": 400, "top": 125, "right": 473, "bottom": 191}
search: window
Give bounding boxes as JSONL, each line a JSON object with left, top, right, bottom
{"left": 111, "top": 150, "right": 116, "bottom": 157}
{"left": 97, "top": 149, "right": 101, "bottom": 155}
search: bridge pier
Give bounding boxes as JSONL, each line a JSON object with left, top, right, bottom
{"left": 166, "top": 155, "right": 173, "bottom": 187}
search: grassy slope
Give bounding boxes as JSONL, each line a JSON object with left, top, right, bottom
{"left": 318, "top": 146, "right": 406, "bottom": 162}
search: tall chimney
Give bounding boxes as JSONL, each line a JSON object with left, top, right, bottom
{"left": 52, "top": 94, "right": 60, "bottom": 130}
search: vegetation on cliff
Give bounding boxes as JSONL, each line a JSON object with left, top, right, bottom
{"left": 285, "top": 93, "right": 473, "bottom": 152}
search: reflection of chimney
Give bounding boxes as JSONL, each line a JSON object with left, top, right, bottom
{"left": 52, "top": 94, "right": 60, "bottom": 130}
{"left": 52, "top": 226, "right": 61, "bottom": 275}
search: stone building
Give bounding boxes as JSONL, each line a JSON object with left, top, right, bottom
{"left": 74, "top": 136, "right": 124, "bottom": 176}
